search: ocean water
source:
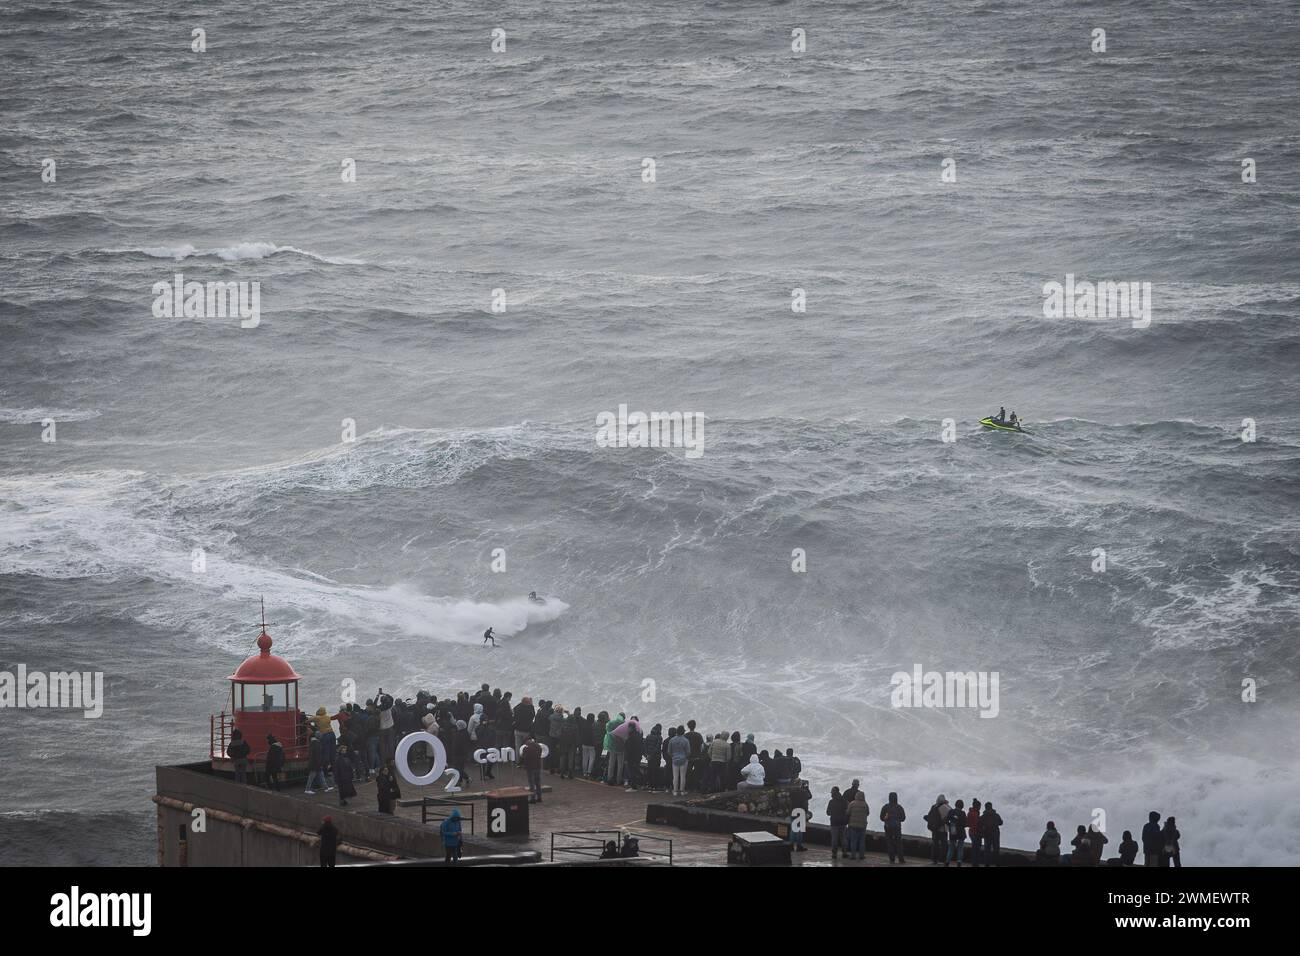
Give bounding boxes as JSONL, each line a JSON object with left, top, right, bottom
{"left": 1, "top": 0, "right": 1298, "bottom": 865}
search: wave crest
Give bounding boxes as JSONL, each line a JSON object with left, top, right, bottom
{"left": 110, "top": 242, "right": 364, "bottom": 265}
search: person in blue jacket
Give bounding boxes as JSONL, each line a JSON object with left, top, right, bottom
{"left": 440, "top": 808, "right": 464, "bottom": 863}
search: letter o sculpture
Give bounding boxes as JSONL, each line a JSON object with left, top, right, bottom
{"left": 393, "top": 731, "right": 448, "bottom": 787}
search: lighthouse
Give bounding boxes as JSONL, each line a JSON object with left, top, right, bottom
{"left": 210, "top": 605, "right": 308, "bottom": 775}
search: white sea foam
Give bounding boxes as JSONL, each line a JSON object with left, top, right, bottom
{"left": 0, "top": 471, "right": 567, "bottom": 652}
{"left": 0, "top": 407, "right": 101, "bottom": 424}
{"left": 117, "top": 242, "right": 363, "bottom": 265}
{"left": 836, "top": 754, "right": 1300, "bottom": 867}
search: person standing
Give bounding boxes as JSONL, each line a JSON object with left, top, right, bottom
{"left": 980, "top": 802, "right": 1003, "bottom": 866}
{"left": 547, "top": 705, "right": 565, "bottom": 774}
{"left": 377, "top": 693, "right": 396, "bottom": 765}
{"left": 667, "top": 727, "right": 690, "bottom": 796}
{"left": 727, "top": 732, "right": 744, "bottom": 789}
{"left": 707, "top": 733, "right": 729, "bottom": 793}
{"left": 312, "top": 706, "right": 337, "bottom": 782}
{"left": 685, "top": 720, "right": 704, "bottom": 757}
{"left": 227, "top": 729, "right": 251, "bottom": 785}
{"left": 494, "top": 693, "right": 514, "bottom": 764}
{"left": 440, "top": 808, "right": 464, "bottom": 864}
{"left": 1141, "top": 811, "right": 1163, "bottom": 867}
{"left": 926, "top": 794, "right": 950, "bottom": 865}
{"left": 946, "top": 799, "right": 968, "bottom": 866}
{"left": 685, "top": 721, "right": 705, "bottom": 791}
{"left": 468, "top": 702, "right": 485, "bottom": 742}
{"left": 512, "top": 696, "right": 535, "bottom": 759}
{"left": 531, "top": 701, "right": 552, "bottom": 769}
{"left": 880, "top": 791, "right": 907, "bottom": 864}
{"left": 334, "top": 743, "right": 357, "bottom": 807}
{"left": 521, "top": 735, "right": 544, "bottom": 803}
{"left": 376, "top": 763, "right": 401, "bottom": 814}
{"left": 318, "top": 816, "right": 338, "bottom": 868}
{"left": 591, "top": 710, "right": 609, "bottom": 780}
{"left": 826, "top": 787, "right": 848, "bottom": 859}
{"left": 624, "top": 718, "right": 644, "bottom": 791}
{"left": 558, "top": 708, "right": 579, "bottom": 779}
{"left": 604, "top": 713, "right": 626, "bottom": 786}
{"left": 477, "top": 720, "right": 497, "bottom": 782}
{"left": 846, "top": 791, "right": 869, "bottom": 860}
{"left": 1161, "top": 817, "right": 1182, "bottom": 867}
{"left": 264, "top": 734, "right": 284, "bottom": 791}
{"left": 305, "top": 731, "right": 330, "bottom": 795}
{"left": 789, "top": 780, "right": 811, "bottom": 852}
{"left": 363, "top": 700, "right": 380, "bottom": 780}
{"left": 967, "top": 798, "right": 982, "bottom": 866}
{"left": 451, "top": 719, "right": 473, "bottom": 790}
{"left": 643, "top": 723, "right": 663, "bottom": 791}
{"left": 579, "top": 711, "right": 596, "bottom": 777}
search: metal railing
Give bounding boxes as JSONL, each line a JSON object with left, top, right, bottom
{"left": 550, "top": 829, "right": 673, "bottom": 865}
{"left": 422, "top": 796, "right": 476, "bottom": 835}
{"left": 210, "top": 711, "right": 309, "bottom": 762}
{"left": 210, "top": 711, "right": 234, "bottom": 760}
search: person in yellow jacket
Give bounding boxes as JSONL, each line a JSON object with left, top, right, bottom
{"left": 312, "top": 706, "right": 337, "bottom": 782}
{"left": 311, "top": 706, "right": 334, "bottom": 734}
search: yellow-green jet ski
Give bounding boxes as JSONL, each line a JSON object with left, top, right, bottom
{"left": 980, "top": 417, "right": 1028, "bottom": 433}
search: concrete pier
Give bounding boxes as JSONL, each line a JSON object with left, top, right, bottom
{"left": 155, "top": 760, "right": 1034, "bottom": 866}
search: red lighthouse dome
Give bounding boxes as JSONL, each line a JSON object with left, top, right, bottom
{"left": 230, "top": 630, "right": 301, "bottom": 683}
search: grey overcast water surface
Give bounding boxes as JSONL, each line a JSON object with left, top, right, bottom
{"left": 1, "top": 0, "right": 1298, "bottom": 864}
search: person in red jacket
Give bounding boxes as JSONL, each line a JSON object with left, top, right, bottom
{"left": 967, "top": 798, "right": 983, "bottom": 865}
{"left": 521, "top": 735, "right": 544, "bottom": 803}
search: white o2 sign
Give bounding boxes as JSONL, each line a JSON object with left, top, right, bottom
{"left": 394, "top": 731, "right": 448, "bottom": 787}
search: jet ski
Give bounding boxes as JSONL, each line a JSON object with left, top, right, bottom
{"left": 527, "top": 591, "right": 546, "bottom": 605}
{"left": 980, "top": 417, "right": 1028, "bottom": 433}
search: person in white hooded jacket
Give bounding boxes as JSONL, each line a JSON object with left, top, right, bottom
{"left": 738, "top": 754, "right": 765, "bottom": 789}
{"left": 927, "top": 794, "right": 951, "bottom": 864}
{"left": 467, "top": 702, "right": 484, "bottom": 741}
